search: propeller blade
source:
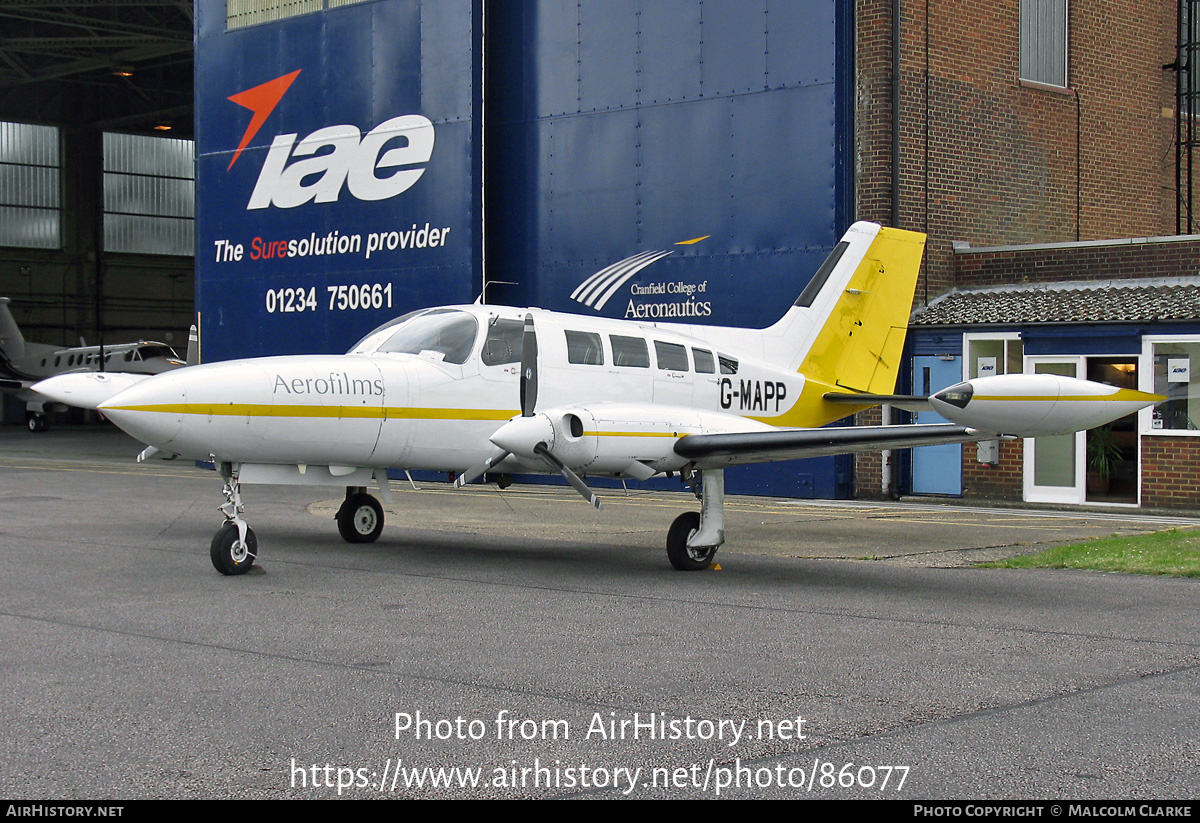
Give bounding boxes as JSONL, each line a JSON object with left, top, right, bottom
{"left": 454, "top": 448, "right": 512, "bottom": 488}
{"left": 519, "top": 312, "right": 538, "bottom": 417}
{"left": 534, "top": 443, "right": 602, "bottom": 510}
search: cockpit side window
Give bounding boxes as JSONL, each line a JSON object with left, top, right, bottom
{"left": 373, "top": 310, "right": 478, "bottom": 364}
{"left": 481, "top": 317, "right": 524, "bottom": 365}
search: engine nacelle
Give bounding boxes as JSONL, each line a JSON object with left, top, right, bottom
{"left": 930, "top": 374, "right": 1163, "bottom": 437}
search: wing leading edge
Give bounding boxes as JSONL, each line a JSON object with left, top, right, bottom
{"left": 673, "top": 423, "right": 992, "bottom": 469}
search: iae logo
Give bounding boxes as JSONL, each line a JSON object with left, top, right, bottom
{"left": 227, "top": 70, "right": 435, "bottom": 210}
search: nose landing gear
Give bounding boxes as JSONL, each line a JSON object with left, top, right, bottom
{"left": 210, "top": 462, "right": 257, "bottom": 575}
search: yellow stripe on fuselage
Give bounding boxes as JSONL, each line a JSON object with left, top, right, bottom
{"left": 103, "top": 403, "right": 520, "bottom": 421}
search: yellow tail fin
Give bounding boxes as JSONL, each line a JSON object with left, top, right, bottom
{"left": 799, "top": 225, "right": 926, "bottom": 394}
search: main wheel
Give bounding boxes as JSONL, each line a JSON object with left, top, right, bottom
{"left": 27, "top": 414, "right": 48, "bottom": 433}
{"left": 210, "top": 522, "right": 257, "bottom": 575}
{"left": 336, "top": 492, "right": 384, "bottom": 543}
{"left": 666, "top": 511, "right": 716, "bottom": 571}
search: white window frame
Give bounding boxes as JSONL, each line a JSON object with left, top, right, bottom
{"left": 1140, "top": 335, "right": 1200, "bottom": 437}
{"left": 962, "top": 332, "right": 1023, "bottom": 380}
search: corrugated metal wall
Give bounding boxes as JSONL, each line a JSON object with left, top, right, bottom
{"left": 0, "top": 121, "right": 61, "bottom": 250}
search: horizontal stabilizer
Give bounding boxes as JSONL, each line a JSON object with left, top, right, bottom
{"left": 824, "top": 392, "right": 931, "bottom": 413}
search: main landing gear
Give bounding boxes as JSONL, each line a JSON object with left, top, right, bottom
{"left": 335, "top": 487, "right": 385, "bottom": 543}
{"left": 211, "top": 462, "right": 256, "bottom": 575}
{"left": 667, "top": 468, "right": 726, "bottom": 571}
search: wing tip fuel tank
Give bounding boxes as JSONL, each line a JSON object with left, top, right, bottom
{"left": 930, "top": 374, "right": 1164, "bottom": 437}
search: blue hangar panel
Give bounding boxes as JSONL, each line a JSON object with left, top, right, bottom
{"left": 194, "top": 0, "right": 480, "bottom": 361}
{"left": 485, "top": 0, "right": 855, "bottom": 497}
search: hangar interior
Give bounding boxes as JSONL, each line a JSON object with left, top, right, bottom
{"left": 2, "top": 0, "right": 1199, "bottom": 510}
{"left": 0, "top": 1, "right": 195, "bottom": 426}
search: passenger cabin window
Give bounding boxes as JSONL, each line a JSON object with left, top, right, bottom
{"left": 566, "top": 330, "right": 604, "bottom": 365}
{"left": 610, "top": 335, "right": 649, "bottom": 368}
{"left": 693, "top": 348, "right": 716, "bottom": 374}
{"left": 374, "top": 309, "right": 478, "bottom": 365}
{"left": 719, "top": 354, "right": 739, "bottom": 374}
{"left": 481, "top": 317, "right": 523, "bottom": 366}
{"left": 655, "top": 341, "right": 688, "bottom": 371}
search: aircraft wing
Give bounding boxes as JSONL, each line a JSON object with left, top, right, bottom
{"left": 674, "top": 423, "right": 991, "bottom": 468}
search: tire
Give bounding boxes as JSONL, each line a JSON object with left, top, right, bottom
{"left": 666, "top": 511, "right": 716, "bottom": 571}
{"left": 27, "top": 415, "right": 48, "bottom": 433}
{"left": 210, "top": 522, "right": 257, "bottom": 575}
{"left": 336, "top": 492, "right": 384, "bottom": 543}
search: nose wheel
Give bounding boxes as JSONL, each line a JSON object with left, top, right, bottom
{"left": 211, "top": 462, "right": 256, "bottom": 575}
{"left": 210, "top": 521, "right": 258, "bottom": 575}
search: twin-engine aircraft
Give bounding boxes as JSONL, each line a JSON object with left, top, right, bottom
{"left": 0, "top": 297, "right": 191, "bottom": 432}
{"left": 36, "top": 222, "right": 1161, "bottom": 573}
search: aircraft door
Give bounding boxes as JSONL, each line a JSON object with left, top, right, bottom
{"left": 911, "top": 355, "right": 963, "bottom": 495}
{"left": 652, "top": 340, "right": 694, "bottom": 407}
{"left": 370, "top": 360, "right": 411, "bottom": 465}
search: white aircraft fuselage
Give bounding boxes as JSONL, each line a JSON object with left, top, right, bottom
{"left": 32, "top": 222, "right": 1165, "bottom": 572}
{"left": 96, "top": 303, "right": 800, "bottom": 480}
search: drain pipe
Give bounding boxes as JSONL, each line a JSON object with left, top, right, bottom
{"left": 881, "top": 403, "right": 893, "bottom": 498}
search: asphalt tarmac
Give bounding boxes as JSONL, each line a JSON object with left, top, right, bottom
{"left": 1, "top": 422, "right": 1198, "bottom": 799}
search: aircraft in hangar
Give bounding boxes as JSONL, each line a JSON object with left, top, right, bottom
{"left": 0, "top": 297, "right": 192, "bottom": 432}
{"left": 35, "top": 222, "right": 1162, "bottom": 572}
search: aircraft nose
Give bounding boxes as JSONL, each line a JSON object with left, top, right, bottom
{"left": 99, "top": 370, "right": 186, "bottom": 449}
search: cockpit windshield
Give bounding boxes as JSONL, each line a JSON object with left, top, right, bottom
{"left": 349, "top": 309, "right": 478, "bottom": 365}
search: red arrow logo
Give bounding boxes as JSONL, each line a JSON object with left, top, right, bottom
{"left": 226, "top": 69, "right": 301, "bottom": 171}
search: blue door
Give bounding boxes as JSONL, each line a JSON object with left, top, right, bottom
{"left": 911, "top": 356, "right": 963, "bottom": 495}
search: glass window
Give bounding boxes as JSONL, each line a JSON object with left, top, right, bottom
{"left": 610, "top": 335, "right": 649, "bottom": 368}
{"left": 481, "top": 318, "right": 524, "bottom": 366}
{"left": 103, "top": 132, "right": 194, "bottom": 256}
{"left": 228, "top": 0, "right": 372, "bottom": 30}
{"left": 718, "top": 354, "right": 739, "bottom": 375}
{"left": 1149, "top": 340, "right": 1200, "bottom": 432}
{"left": 566, "top": 330, "right": 604, "bottom": 365}
{"left": 692, "top": 348, "right": 716, "bottom": 374}
{"left": 374, "top": 309, "right": 478, "bottom": 365}
{"left": 0, "top": 121, "right": 61, "bottom": 249}
{"left": 966, "top": 335, "right": 1023, "bottom": 379}
{"left": 655, "top": 341, "right": 688, "bottom": 371}
{"left": 1020, "top": 0, "right": 1068, "bottom": 87}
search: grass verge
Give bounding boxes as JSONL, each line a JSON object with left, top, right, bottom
{"left": 981, "top": 528, "right": 1200, "bottom": 577}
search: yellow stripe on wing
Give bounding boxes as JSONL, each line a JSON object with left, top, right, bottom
{"left": 976, "top": 389, "right": 1164, "bottom": 403}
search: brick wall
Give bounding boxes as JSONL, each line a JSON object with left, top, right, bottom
{"left": 853, "top": 405, "right": 887, "bottom": 499}
{"left": 954, "top": 237, "right": 1200, "bottom": 289}
{"left": 1141, "top": 435, "right": 1200, "bottom": 508}
{"left": 962, "top": 438, "right": 1024, "bottom": 501}
{"left": 856, "top": 0, "right": 1177, "bottom": 305}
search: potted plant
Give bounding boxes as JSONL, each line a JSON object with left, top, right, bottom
{"left": 1086, "top": 425, "right": 1123, "bottom": 495}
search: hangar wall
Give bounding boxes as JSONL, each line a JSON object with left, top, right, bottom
{"left": 194, "top": 0, "right": 856, "bottom": 497}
